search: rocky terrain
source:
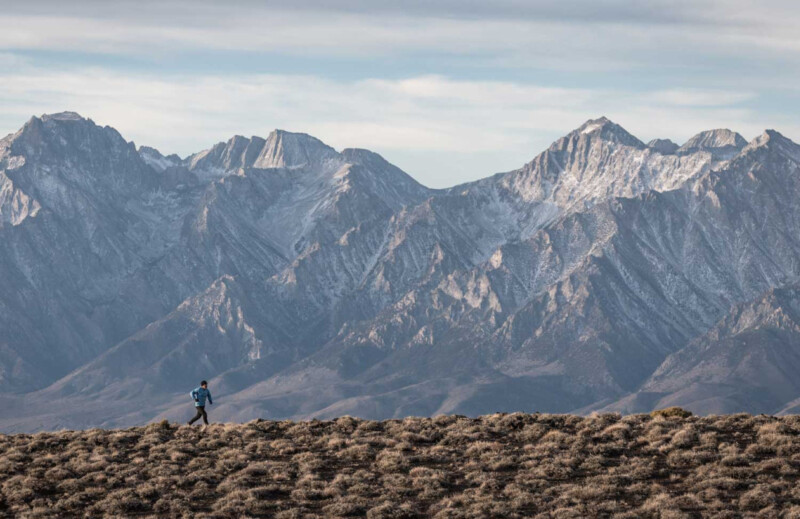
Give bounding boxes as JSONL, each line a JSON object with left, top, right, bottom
{"left": 2, "top": 112, "right": 800, "bottom": 431}
{"left": 3, "top": 412, "right": 800, "bottom": 518}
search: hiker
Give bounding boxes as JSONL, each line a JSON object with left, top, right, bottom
{"left": 188, "top": 380, "right": 213, "bottom": 425}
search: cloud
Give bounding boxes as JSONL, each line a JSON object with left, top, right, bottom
{"left": 2, "top": 66, "right": 794, "bottom": 188}
{"left": 1, "top": 2, "right": 800, "bottom": 72}
{"left": 1, "top": 1, "right": 799, "bottom": 186}
{"left": 645, "top": 89, "right": 756, "bottom": 107}
{"left": 8, "top": 0, "right": 799, "bottom": 27}
{"left": 0, "top": 71, "right": 591, "bottom": 152}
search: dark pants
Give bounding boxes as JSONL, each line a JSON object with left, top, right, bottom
{"left": 188, "top": 406, "right": 208, "bottom": 425}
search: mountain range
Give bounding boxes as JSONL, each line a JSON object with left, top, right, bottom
{"left": 2, "top": 112, "right": 800, "bottom": 432}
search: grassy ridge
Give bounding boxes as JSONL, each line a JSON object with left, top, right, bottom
{"left": 2, "top": 412, "right": 800, "bottom": 517}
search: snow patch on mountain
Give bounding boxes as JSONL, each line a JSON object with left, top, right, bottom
{"left": 138, "top": 146, "right": 181, "bottom": 171}
{"left": 3, "top": 111, "right": 800, "bottom": 430}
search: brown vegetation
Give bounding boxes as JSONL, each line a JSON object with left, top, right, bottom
{"left": 651, "top": 407, "right": 694, "bottom": 419}
{"left": 2, "top": 412, "right": 800, "bottom": 517}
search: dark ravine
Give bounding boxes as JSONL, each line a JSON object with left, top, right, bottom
{"left": 2, "top": 112, "right": 800, "bottom": 431}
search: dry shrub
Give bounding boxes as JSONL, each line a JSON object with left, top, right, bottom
{"left": 599, "top": 422, "right": 631, "bottom": 441}
{"left": 739, "top": 484, "right": 777, "bottom": 511}
{"left": 2, "top": 413, "right": 800, "bottom": 517}
{"left": 669, "top": 428, "right": 698, "bottom": 449}
{"left": 338, "top": 442, "right": 374, "bottom": 461}
{"left": 518, "top": 423, "right": 549, "bottom": 443}
{"left": 366, "top": 500, "right": 415, "bottom": 518}
{"left": 376, "top": 450, "right": 411, "bottom": 472}
{"left": 270, "top": 438, "right": 297, "bottom": 455}
{"left": 651, "top": 407, "right": 693, "bottom": 419}
{"left": 321, "top": 496, "right": 369, "bottom": 517}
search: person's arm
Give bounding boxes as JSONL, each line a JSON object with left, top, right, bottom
{"left": 191, "top": 389, "right": 199, "bottom": 402}
{"left": 207, "top": 391, "right": 213, "bottom": 405}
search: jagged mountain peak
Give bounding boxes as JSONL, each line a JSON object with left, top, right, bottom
{"left": 16, "top": 111, "right": 125, "bottom": 148}
{"left": 682, "top": 128, "right": 747, "bottom": 149}
{"left": 498, "top": 117, "right": 706, "bottom": 207}
{"left": 341, "top": 147, "right": 384, "bottom": 162}
{"left": 0, "top": 112, "right": 158, "bottom": 224}
{"left": 576, "top": 116, "right": 611, "bottom": 131}
{"left": 185, "top": 135, "right": 264, "bottom": 178}
{"left": 255, "top": 129, "right": 338, "bottom": 169}
{"left": 138, "top": 145, "right": 181, "bottom": 172}
{"left": 341, "top": 147, "right": 406, "bottom": 174}
{"left": 569, "top": 117, "right": 645, "bottom": 148}
{"left": 747, "top": 129, "right": 794, "bottom": 148}
{"left": 7, "top": 111, "right": 142, "bottom": 175}
{"left": 7, "top": 111, "right": 800, "bottom": 429}
{"left": 678, "top": 128, "right": 747, "bottom": 159}
{"left": 230, "top": 134, "right": 255, "bottom": 144}
{"left": 39, "top": 111, "right": 87, "bottom": 123}
{"left": 336, "top": 149, "right": 431, "bottom": 208}
{"left": 268, "top": 128, "right": 321, "bottom": 140}
{"left": 647, "top": 138, "right": 679, "bottom": 155}
{"left": 25, "top": 112, "right": 110, "bottom": 139}
{"left": 186, "top": 129, "right": 338, "bottom": 176}
{"left": 739, "top": 129, "right": 800, "bottom": 163}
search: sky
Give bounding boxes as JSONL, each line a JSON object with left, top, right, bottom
{"left": 1, "top": 0, "right": 800, "bottom": 187}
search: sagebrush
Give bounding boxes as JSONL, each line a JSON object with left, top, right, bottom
{"left": 3, "top": 412, "right": 800, "bottom": 517}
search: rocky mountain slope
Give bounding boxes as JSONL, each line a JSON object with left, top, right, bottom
{"left": 604, "top": 283, "right": 800, "bottom": 415}
{"left": 1, "top": 112, "right": 799, "bottom": 431}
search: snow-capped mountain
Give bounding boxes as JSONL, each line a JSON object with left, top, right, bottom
{"left": 677, "top": 128, "right": 748, "bottom": 159}
{"left": 647, "top": 138, "right": 679, "bottom": 155}
{"left": 2, "top": 112, "right": 800, "bottom": 431}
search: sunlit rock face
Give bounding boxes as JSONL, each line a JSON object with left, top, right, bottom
{"left": 2, "top": 112, "right": 800, "bottom": 431}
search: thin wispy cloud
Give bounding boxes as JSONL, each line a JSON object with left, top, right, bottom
{"left": 1, "top": 1, "right": 798, "bottom": 186}
{"left": 646, "top": 90, "right": 757, "bottom": 108}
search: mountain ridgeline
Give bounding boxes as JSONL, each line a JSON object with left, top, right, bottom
{"left": 1, "top": 112, "right": 799, "bottom": 431}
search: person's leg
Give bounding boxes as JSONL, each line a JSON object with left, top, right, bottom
{"left": 201, "top": 407, "right": 209, "bottom": 425}
{"left": 188, "top": 407, "right": 204, "bottom": 425}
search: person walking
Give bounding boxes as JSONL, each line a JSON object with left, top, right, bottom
{"left": 188, "top": 380, "right": 213, "bottom": 425}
